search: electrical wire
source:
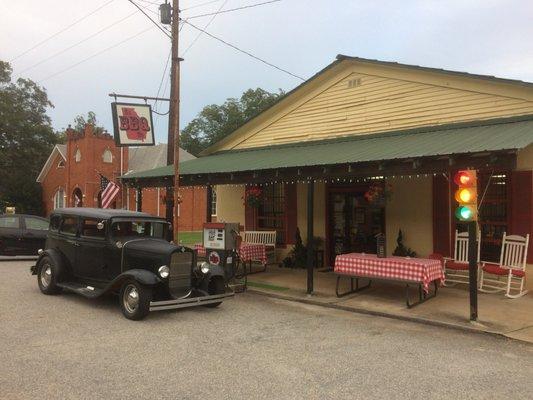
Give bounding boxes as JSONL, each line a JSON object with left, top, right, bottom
{"left": 136, "top": 0, "right": 161, "bottom": 5}
{"left": 154, "top": 49, "right": 172, "bottom": 112}
{"left": 127, "top": 0, "right": 172, "bottom": 38}
{"left": 185, "top": 0, "right": 281, "bottom": 19}
{"left": 181, "top": 0, "right": 229, "bottom": 56}
{"left": 10, "top": 0, "right": 117, "bottom": 62}
{"left": 182, "top": 20, "right": 305, "bottom": 81}
{"left": 182, "top": 0, "right": 223, "bottom": 12}
{"left": 37, "top": 26, "right": 155, "bottom": 83}
{"left": 16, "top": 11, "right": 139, "bottom": 76}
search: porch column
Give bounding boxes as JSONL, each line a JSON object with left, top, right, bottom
{"left": 306, "top": 181, "right": 314, "bottom": 294}
{"left": 136, "top": 187, "right": 142, "bottom": 212}
{"left": 206, "top": 185, "right": 213, "bottom": 223}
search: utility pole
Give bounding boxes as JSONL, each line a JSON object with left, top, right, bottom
{"left": 165, "top": 0, "right": 181, "bottom": 242}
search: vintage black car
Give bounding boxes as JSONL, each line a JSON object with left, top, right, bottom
{"left": 0, "top": 214, "right": 48, "bottom": 256}
{"left": 31, "top": 208, "right": 233, "bottom": 320}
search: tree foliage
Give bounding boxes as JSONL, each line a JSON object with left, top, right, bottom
{"left": 72, "top": 111, "right": 105, "bottom": 134}
{"left": 0, "top": 60, "right": 61, "bottom": 214}
{"left": 180, "top": 87, "right": 284, "bottom": 155}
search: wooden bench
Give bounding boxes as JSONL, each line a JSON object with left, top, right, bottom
{"left": 243, "top": 231, "right": 276, "bottom": 265}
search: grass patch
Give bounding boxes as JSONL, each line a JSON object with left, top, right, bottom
{"left": 247, "top": 281, "right": 290, "bottom": 292}
{"left": 178, "top": 231, "right": 202, "bottom": 246}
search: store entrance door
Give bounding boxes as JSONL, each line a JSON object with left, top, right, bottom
{"left": 328, "top": 189, "right": 385, "bottom": 266}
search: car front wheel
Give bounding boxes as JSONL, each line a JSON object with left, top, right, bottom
{"left": 119, "top": 280, "right": 151, "bottom": 320}
{"left": 37, "top": 256, "right": 62, "bottom": 295}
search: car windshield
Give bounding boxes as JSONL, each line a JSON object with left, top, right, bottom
{"left": 111, "top": 220, "right": 167, "bottom": 239}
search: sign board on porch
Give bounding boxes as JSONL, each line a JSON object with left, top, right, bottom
{"left": 111, "top": 102, "right": 155, "bottom": 147}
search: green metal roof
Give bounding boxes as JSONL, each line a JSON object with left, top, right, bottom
{"left": 122, "top": 116, "right": 533, "bottom": 180}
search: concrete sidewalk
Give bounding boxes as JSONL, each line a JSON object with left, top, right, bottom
{"left": 245, "top": 267, "right": 533, "bottom": 344}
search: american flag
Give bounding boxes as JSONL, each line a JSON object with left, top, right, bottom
{"left": 99, "top": 174, "right": 120, "bottom": 209}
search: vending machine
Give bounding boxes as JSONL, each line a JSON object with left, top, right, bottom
{"left": 202, "top": 222, "right": 240, "bottom": 281}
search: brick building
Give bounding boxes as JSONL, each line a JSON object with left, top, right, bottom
{"left": 37, "top": 124, "right": 206, "bottom": 231}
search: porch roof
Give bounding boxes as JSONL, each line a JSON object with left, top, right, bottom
{"left": 122, "top": 115, "right": 533, "bottom": 183}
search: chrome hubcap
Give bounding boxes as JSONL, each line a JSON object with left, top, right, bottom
{"left": 40, "top": 264, "right": 52, "bottom": 288}
{"left": 123, "top": 285, "right": 139, "bottom": 314}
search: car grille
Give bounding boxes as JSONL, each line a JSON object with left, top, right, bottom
{"left": 168, "top": 251, "right": 192, "bottom": 298}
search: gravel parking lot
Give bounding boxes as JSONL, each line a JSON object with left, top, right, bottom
{"left": 1, "top": 260, "right": 532, "bottom": 400}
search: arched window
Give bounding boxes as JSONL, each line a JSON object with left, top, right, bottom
{"left": 57, "top": 160, "right": 65, "bottom": 168}
{"left": 102, "top": 149, "right": 113, "bottom": 163}
{"left": 54, "top": 188, "right": 65, "bottom": 209}
{"left": 72, "top": 188, "right": 83, "bottom": 207}
{"left": 75, "top": 148, "right": 81, "bottom": 163}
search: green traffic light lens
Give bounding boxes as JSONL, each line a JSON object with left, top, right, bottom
{"left": 455, "top": 206, "right": 473, "bottom": 221}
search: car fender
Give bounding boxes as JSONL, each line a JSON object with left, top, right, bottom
{"left": 111, "top": 269, "right": 162, "bottom": 289}
{"left": 205, "top": 263, "right": 225, "bottom": 279}
{"left": 31, "top": 248, "right": 65, "bottom": 276}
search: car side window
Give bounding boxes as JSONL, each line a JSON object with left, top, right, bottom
{"left": 81, "top": 219, "right": 105, "bottom": 239}
{"left": 60, "top": 217, "right": 78, "bottom": 236}
{"left": 0, "top": 216, "right": 20, "bottom": 228}
{"left": 49, "top": 215, "right": 61, "bottom": 231}
{"left": 25, "top": 217, "right": 49, "bottom": 230}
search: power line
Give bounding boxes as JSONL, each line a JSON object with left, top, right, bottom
{"left": 127, "top": 0, "right": 171, "bottom": 38}
{"left": 182, "top": 0, "right": 229, "bottom": 56}
{"left": 154, "top": 49, "right": 172, "bottom": 112}
{"left": 182, "top": 0, "right": 223, "bottom": 11}
{"left": 17, "top": 11, "right": 139, "bottom": 76}
{"left": 182, "top": 20, "right": 305, "bottom": 81}
{"left": 136, "top": 0, "right": 161, "bottom": 5}
{"left": 9, "top": 0, "right": 116, "bottom": 62}
{"left": 185, "top": 0, "right": 281, "bottom": 19}
{"left": 37, "top": 26, "right": 154, "bottom": 83}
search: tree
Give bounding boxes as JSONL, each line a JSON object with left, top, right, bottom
{"left": 0, "top": 60, "right": 61, "bottom": 215}
{"left": 180, "top": 87, "right": 284, "bottom": 155}
{"left": 72, "top": 111, "right": 105, "bottom": 134}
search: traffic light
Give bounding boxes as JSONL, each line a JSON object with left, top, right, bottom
{"left": 454, "top": 170, "right": 478, "bottom": 221}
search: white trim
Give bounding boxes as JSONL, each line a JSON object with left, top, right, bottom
{"left": 36, "top": 145, "right": 67, "bottom": 183}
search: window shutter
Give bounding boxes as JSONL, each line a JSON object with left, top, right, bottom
{"left": 433, "top": 174, "right": 451, "bottom": 257}
{"left": 285, "top": 183, "right": 298, "bottom": 245}
{"left": 510, "top": 170, "right": 533, "bottom": 262}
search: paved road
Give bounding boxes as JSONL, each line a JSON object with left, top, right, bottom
{"left": 1, "top": 261, "right": 532, "bottom": 400}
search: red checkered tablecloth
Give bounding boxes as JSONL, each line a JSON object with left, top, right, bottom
{"left": 239, "top": 243, "right": 267, "bottom": 265}
{"left": 194, "top": 243, "right": 267, "bottom": 265}
{"left": 194, "top": 243, "right": 206, "bottom": 257}
{"left": 334, "top": 253, "right": 444, "bottom": 293}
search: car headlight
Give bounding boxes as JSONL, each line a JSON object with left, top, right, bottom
{"left": 200, "top": 262, "right": 210, "bottom": 274}
{"left": 158, "top": 265, "right": 170, "bottom": 278}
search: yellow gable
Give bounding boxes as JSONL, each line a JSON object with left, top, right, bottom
{"left": 206, "top": 58, "right": 533, "bottom": 153}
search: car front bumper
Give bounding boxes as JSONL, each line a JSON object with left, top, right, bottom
{"left": 149, "top": 290, "right": 235, "bottom": 311}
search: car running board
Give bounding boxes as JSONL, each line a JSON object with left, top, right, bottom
{"left": 57, "top": 282, "right": 105, "bottom": 299}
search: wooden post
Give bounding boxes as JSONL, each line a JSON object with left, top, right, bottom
{"left": 167, "top": 0, "right": 181, "bottom": 242}
{"left": 468, "top": 221, "right": 478, "bottom": 321}
{"left": 307, "top": 181, "right": 314, "bottom": 294}
{"left": 136, "top": 187, "right": 142, "bottom": 212}
{"left": 206, "top": 185, "right": 213, "bottom": 223}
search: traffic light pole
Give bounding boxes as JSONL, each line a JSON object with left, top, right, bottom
{"left": 468, "top": 221, "right": 478, "bottom": 321}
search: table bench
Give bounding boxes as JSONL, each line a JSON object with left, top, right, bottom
{"left": 243, "top": 230, "right": 276, "bottom": 267}
{"left": 334, "top": 253, "right": 445, "bottom": 308}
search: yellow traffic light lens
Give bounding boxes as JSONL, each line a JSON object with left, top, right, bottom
{"left": 455, "top": 188, "right": 475, "bottom": 203}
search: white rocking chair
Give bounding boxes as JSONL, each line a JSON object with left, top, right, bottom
{"left": 479, "top": 233, "right": 529, "bottom": 299}
{"left": 444, "top": 230, "right": 480, "bottom": 286}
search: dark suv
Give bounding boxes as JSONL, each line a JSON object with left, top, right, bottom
{"left": 31, "top": 208, "right": 233, "bottom": 320}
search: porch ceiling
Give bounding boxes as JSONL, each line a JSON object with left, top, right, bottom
{"left": 122, "top": 115, "right": 533, "bottom": 186}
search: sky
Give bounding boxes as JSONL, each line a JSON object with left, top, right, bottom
{"left": 1, "top": 0, "right": 533, "bottom": 144}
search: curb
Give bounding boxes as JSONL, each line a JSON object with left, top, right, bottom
{"left": 247, "top": 288, "right": 532, "bottom": 345}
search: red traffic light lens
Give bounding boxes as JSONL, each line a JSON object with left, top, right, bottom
{"left": 454, "top": 171, "right": 474, "bottom": 186}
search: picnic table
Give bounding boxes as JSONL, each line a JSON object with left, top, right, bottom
{"left": 194, "top": 243, "right": 267, "bottom": 268}
{"left": 334, "top": 253, "right": 444, "bottom": 308}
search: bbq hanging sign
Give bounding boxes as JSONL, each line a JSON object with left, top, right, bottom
{"left": 111, "top": 102, "right": 155, "bottom": 147}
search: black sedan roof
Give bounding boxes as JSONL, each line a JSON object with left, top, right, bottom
{"left": 51, "top": 208, "right": 162, "bottom": 220}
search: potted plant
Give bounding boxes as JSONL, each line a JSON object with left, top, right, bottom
{"left": 243, "top": 186, "right": 263, "bottom": 208}
{"left": 364, "top": 182, "right": 393, "bottom": 205}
